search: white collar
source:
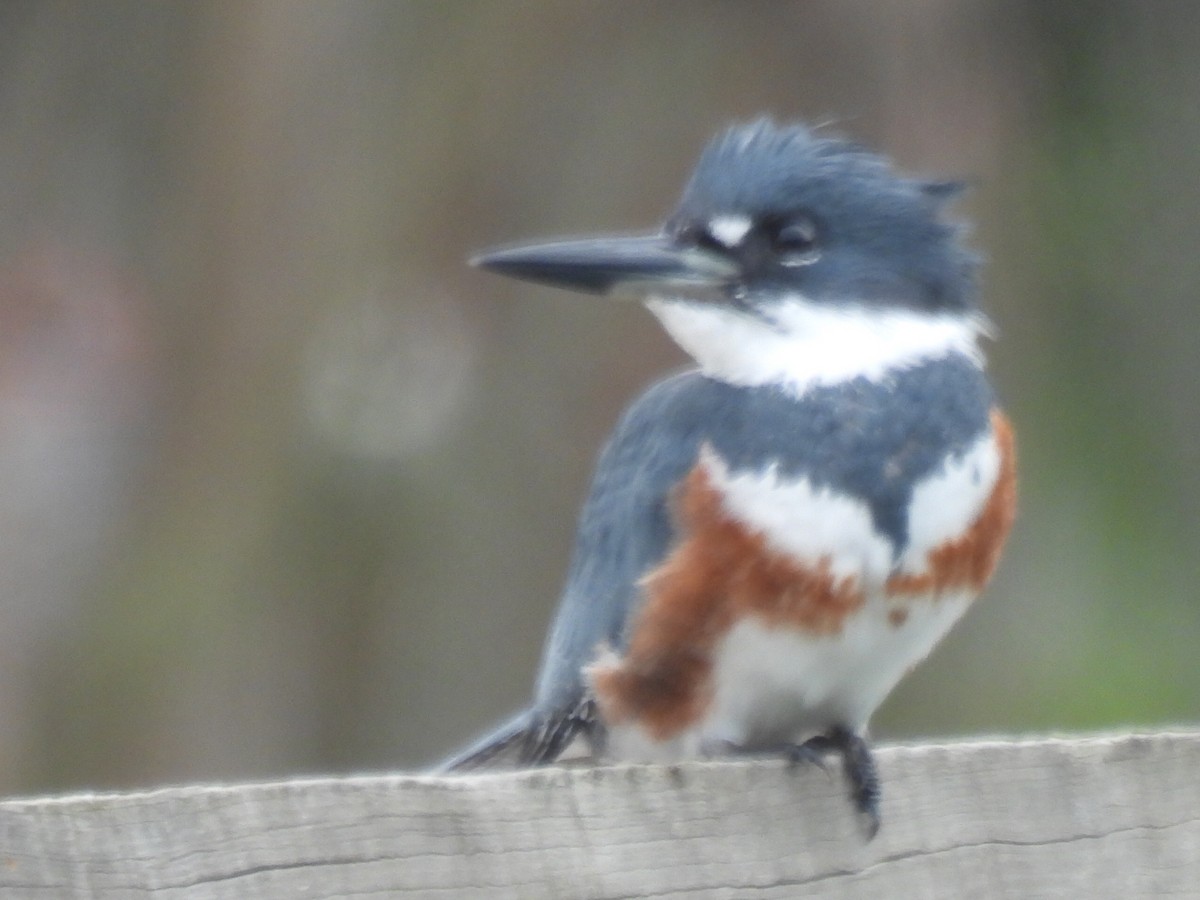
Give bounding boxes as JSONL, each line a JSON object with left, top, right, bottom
{"left": 645, "top": 295, "right": 988, "bottom": 396}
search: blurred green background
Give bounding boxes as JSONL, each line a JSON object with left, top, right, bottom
{"left": 0, "top": 1, "right": 1196, "bottom": 796}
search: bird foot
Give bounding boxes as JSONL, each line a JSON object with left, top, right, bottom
{"left": 709, "top": 730, "right": 880, "bottom": 838}
{"left": 705, "top": 736, "right": 828, "bottom": 771}
{"left": 825, "top": 727, "right": 881, "bottom": 839}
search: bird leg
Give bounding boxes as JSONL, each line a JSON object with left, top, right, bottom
{"left": 825, "top": 726, "right": 881, "bottom": 838}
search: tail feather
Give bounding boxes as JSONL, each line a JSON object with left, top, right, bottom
{"left": 438, "top": 699, "right": 598, "bottom": 773}
{"left": 438, "top": 710, "right": 535, "bottom": 773}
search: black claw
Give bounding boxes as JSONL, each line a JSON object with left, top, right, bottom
{"left": 783, "top": 734, "right": 836, "bottom": 772}
{"left": 710, "top": 736, "right": 835, "bottom": 772}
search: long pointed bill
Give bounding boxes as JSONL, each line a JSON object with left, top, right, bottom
{"left": 471, "top": 234, "right": 737, "bottom": 299}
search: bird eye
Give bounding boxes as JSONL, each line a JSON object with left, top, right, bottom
{"left": 772, "top": 218, "right": 820, "bottom": 266}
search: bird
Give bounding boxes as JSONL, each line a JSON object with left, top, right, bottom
{"left": 443, "top": 118, "right": 1016, "bottom": 836}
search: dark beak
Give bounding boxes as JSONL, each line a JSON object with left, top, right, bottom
{"left": 470, "top": 234, "right": 737, "bottom": 298}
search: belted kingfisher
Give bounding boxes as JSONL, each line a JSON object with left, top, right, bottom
{"left": 444, "top": 119, "right": 1016, "bottom": 835}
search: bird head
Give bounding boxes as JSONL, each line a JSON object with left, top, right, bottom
{"left": 474, "top": 119, "right": 986, "bottom": 390}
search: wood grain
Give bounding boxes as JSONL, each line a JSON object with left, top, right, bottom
{"left": 0, "top": 731, "right": 1196, "bottom": 898}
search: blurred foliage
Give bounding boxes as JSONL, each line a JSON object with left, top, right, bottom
{"left": 0, "top": 0, "right": 1194, "bottom": 796}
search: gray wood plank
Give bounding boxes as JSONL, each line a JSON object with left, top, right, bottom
{"left": 0, "top": 731, "right": 1196, "bottom": 898}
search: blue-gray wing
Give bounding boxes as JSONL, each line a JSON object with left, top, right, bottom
{"left": 531, "top": 370, "right": 712, "bottom": 718}
{"left": 439, "top": 370, "right": 707, "bottom": 771}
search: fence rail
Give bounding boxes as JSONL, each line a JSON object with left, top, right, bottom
{"left": 1, "top": 730, "right": 1196, "bottom": 898}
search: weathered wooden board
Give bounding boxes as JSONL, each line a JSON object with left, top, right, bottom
{"left": 0, "top": 731, "right": 1196, "bottom": 898}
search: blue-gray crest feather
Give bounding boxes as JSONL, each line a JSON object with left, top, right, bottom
{"left": 671, "top": 119, "right": 979, "bottom": 312}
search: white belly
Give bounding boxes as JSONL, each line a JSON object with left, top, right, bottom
{"left": 603, "top": 589, "right": 972, "bottom": 761}
{"left": 700, "top": 589, "right": 973, "bottom": 746}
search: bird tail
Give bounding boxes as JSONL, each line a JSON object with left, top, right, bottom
{"left": 437, "top": 709, "right": 538, "bottom": 772}
{"left": 438, "top": 699, "right": 597, "bottom": 772}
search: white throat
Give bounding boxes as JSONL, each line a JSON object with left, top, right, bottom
{"left": 645, "top": 295, "right": 988, "bottom": 394}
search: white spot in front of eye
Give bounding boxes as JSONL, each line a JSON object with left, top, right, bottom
{"left": 707, "top": 215, "right": 753, "bottom": 248}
